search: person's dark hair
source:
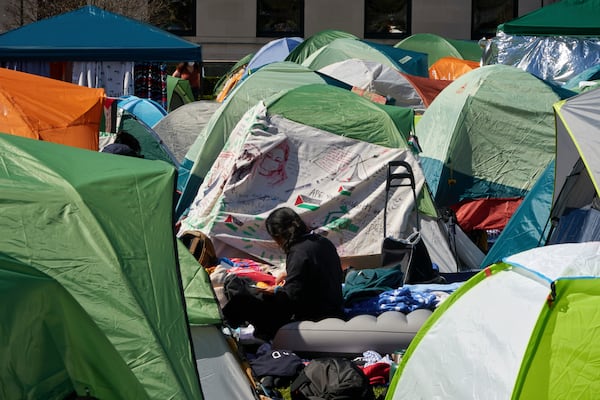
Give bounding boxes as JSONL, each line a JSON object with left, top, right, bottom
{"left": 265, "top": 207, "right": 310, "bottom": 253}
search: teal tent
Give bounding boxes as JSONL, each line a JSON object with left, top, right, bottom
{"left": 117, "top": 95, "right": 168, "bottom": 128}
{"left": 0, "top": 5, "right": 202, "bottom": 61}
{"left": 117, "top": 110, "right": 179, "bottom": 166}
{"left": 0, "top": 133, "right": 203, "bottom": 399}
{"left": 480, "top": 160, "right": 555, "bottom": 267}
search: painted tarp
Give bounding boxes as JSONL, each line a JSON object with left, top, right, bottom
{"left": 176, "top": 62, "right": 332, "bottom": 219}
{"left": 179, "top": 102, "right": 426, "bottom": 263}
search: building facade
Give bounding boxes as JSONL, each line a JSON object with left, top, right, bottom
{"left": 192, "top": 0, "right": 556, "bottom": 62}
{"left": 0, "top": 0, "right": 556, "bottom": 64}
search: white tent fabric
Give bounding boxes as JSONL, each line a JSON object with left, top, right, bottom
{"left": 318, "top": 59, "right": 426, "bottom": 111}
{"left": 548, "top": 88, "right": 600, "bottom": 244}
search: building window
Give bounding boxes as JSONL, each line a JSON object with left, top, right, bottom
{"left": 364, "top": 0, "right": 411, "bottom": 39}
{"left": 159, "top": 0, "right": 196, "bottom": 36}
{"left": 472, "top": 0, "right": 516, "bottom": 40}
{"left": 257, "top": 0, "right": 304, "bottom": 38}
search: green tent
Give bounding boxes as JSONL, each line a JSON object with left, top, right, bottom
{"left": 301, "top": 38, "right": 428, "bottom": 77}
{"left": 0, "top": 133, "right": 203, "bottom": 399}
{"left": 388, "top": 242, "right": 600, "bottom": 399}
{"left": 177, "top": 239, "right": 222, "bottom": 325}
{"left": 267, "top": 83, "right": 413, "bottom": 147}
{"left": 117, "top": 110, "right": 179, "bottom": 165}
{"left": 285, "top": 29, "right": 358, "bottom": 64}
{"left": 167, "top": 75, "right": 195, "bottom": 112}
{"left": 394, "top": 33, "right": 482, "bottom": 67}
{"left": 416, "top": 64, "right": 563, "bottom": 230}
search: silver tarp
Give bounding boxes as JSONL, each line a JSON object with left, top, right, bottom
{"left": 483, "top": 30, "right": 600, "bottom": 87}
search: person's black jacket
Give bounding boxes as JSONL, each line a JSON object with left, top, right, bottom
{"left": 277, "top": 233, "right": 344, "bottom": 321}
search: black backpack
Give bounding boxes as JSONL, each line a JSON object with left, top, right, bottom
{"left": 290, "top": 358, "right": 375, "bottom": 400}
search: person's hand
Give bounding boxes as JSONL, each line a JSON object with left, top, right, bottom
{"left": 256, "top": 281, "right": 284, "bottom": 295}
{"left": 275, "top": 272, "right": 287, "bottom": 285}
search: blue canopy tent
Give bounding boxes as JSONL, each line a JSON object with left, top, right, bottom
{"left": 0, "top": 6, "right": 202, "bottom": 108}
{"left": 0, "top": 5, "right": 202, "bottom": 62}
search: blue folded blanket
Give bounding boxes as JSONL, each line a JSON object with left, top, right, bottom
{"left": 344, "top": 282, "right": 463, "bottom": 318}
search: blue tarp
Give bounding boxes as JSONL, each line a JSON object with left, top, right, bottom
{"left": 0, "top": 5, "right": 202, "bottom": 62}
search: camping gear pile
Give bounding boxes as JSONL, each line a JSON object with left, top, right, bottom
{"left": 2, "top": 1, "right": 600, "bottom": 398}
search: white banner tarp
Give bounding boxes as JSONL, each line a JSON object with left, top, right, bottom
{"left": 179, "top": 102, "right": 426, "bottom": 265}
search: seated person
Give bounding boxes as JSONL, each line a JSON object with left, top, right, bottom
{"left": 223, "top": 207, "right": 344, "bottom": 340}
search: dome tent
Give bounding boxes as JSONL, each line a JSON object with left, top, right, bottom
{"left": 389, "top": 242, "right": 600, "bottom": 399}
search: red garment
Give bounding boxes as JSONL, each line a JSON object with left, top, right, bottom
{"left": 227, "top": 267, "right": 276, "bottom": 286}
{"left": 451, "top": 197, "right": 522, "bottom": 231}
{"left": 358, "top": 362, "right": 391, "bottom": 385}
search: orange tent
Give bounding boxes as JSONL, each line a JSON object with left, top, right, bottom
{"left": 401, "top": 73, "right": 452, "bottom": 108}
{"left": 216, "top": 68, "right": 245, "bottom": 102}
{"left": 429, "top": 57, "right": 480, "bottom": 81}
{"left": 0, "top": 68, "right": 104, "bottom": 150}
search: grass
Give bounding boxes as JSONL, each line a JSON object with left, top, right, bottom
{"left": 271, "top": 384, "right": 388, "bottom": 399}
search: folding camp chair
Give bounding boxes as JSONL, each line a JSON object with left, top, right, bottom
{"left": 381, "top": 160, "right": 439, "bottom": 285}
